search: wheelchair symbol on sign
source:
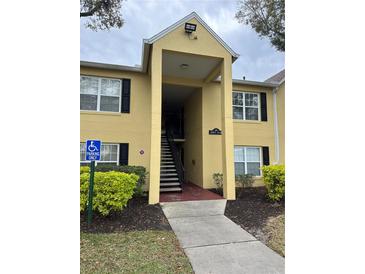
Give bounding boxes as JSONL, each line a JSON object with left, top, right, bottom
{"left": 88, "top": 141, "right": 99, "bottom": 152}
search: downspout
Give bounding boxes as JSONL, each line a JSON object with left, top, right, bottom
{"left": 273, "top": 87, "right": 280, "bottom": 164}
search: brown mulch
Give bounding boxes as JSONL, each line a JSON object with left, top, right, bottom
{"left": 222, "top": 187, "right": 285, "bottom": 243}
{"left": 80, "top": 197, "right": 172, "bottom": 233}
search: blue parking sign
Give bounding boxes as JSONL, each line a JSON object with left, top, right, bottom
{"left": 86, "top": 140, "right": 101, "bottom": 161}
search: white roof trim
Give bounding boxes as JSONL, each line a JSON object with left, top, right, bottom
{"left": 80, "top": 61, "right": 143, "bottom": 73}
{"left": 143, "top": 12, "right": 240, "bottom": 61}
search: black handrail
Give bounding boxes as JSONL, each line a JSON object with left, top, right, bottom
{"left": 166, "top": 128, "right": 185, "bottom": 185}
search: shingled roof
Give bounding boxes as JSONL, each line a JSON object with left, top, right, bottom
{"left": 265, "top": 69, "right": 285, "bottom": 84}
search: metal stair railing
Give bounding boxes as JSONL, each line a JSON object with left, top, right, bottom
{"left": 166, "top": 129, "right": 185, "bottom": 185}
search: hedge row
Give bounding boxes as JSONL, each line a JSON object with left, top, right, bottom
{"left": 80, "top": 171, "right": 138, "bottom": 216}
{"left": 80, "top": 164, "right": 147, "bottom": 197}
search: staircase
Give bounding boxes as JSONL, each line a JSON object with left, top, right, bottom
{"left": 160, "top": 133, "right": 182, "bottom": 192}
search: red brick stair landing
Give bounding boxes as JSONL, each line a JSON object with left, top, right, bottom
{"left": 159, "top": 182, "right": 223, "bottom": 203}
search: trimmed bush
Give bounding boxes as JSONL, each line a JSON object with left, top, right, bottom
{"left": 80, "top": 171, "right": 138, "bottom": 216}
{"left": 94, "top": 164, "right": 147, "bottom": 196}
{"left": 80, "top": 166, "right": 90, "bottom": 174}
{"left": 262, "top": 165, "right": 285, "bottom": 202}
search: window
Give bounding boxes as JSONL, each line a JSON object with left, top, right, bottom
{"left": 80, "top": 76, "right": 121, "bottom": 112}
{"left": 80, "top": 143, "right": 119, "bottom": 164}
{"left": 234, "top": 146, "right": 261, "bottom": 176}
{"left": 232, "top": 91, "right": 259, "bottom": 120}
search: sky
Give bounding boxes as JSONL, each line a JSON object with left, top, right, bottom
{"left": 80, "top": 0, "right": 284, "bottom": 81}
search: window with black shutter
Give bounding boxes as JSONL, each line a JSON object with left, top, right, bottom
{"left": 262, "top": 146, "right": 270, "bottom": 166}
{"left": 119, "top": 143, "right": 129, "bottom": 165}
{"left": 121, "top": 79, "right": 131, "bottom": 113}
{"left": 260, "top": 92, "right": 267, "bottom": 121}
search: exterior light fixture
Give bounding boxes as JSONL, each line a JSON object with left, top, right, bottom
{"left": 180, "top": 64, "right": 189, "bottom": 70}
{"left": 185, "top": 23, "right": 197, "bottom": 33}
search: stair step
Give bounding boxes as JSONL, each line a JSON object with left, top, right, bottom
{"left": 160, "top": 182, "right": 181, "bottom": 187}
{"left": 160, "top": 177, "right": 179, "bottom": 181}
{"left": 161, "top": 169, "right": 177, "bottom": 172}
{"left": 161, "top": 165, "right": 175, "bottom": 168}
{"left": 160, "top": 173, "right": 178, "bottom": 177}
{"left": 160, "top": 187, "right": 182, "bottom": 192}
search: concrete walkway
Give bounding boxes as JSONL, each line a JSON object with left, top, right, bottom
{"left": 161, "top": 199, "right": 284, "bottom": 274}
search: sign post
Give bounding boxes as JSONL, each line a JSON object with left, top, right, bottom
{"left": 85, "top": 140, "right": 101, "bottom": 225}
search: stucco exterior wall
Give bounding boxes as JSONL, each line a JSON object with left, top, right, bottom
{"left": 80, "top": 16, "right": 284, "bottom": 203}
{"left": 80, "top": 67, "right": 151, "bottom": 188}
{"left": 232, "top": 84, "right": 275, "bottom": 187}
{"left": 201, "top": 82, "right": 223, "bottom": 189}
{"left": 183, "top": 89, "right": 203, "bottom": 187}
{"left": 154, "top": 18, "right": 232, "bottom": 61}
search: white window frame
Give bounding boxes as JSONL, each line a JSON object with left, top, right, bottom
{"left": 80, "top": 143, "right": 120, "bottom": 164}
{"left": 80, "top": 75, "right": 122, "bottom": 113}
{"left": 234, "top": 146, "right": 262, "bottom": 177}
{"left": 232, "top": 91, "right": 261, "bottom": 121}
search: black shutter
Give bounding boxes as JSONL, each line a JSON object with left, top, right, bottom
{"left": 262, "top": 146, "right": 270, "bottom": 166}
{"left": 121, "top": 79, "right": 131, "bottom": 113}
{"left": 260, "top": 92, "right": 267, "bottom": 121}
{"left": 119, "top": 143, "right": 129, "bottom": 165}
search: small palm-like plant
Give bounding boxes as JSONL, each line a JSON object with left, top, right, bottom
{"left": 212, "top": 173, "right": 224, "bottom": 195}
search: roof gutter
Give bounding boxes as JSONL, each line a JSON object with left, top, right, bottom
{"left": 80, "top": 61, "right": 143, "bottom": 73}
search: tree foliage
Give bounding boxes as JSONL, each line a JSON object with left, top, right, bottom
{"left": 236, "top": 0, "right": 285, "bottom": 51}
{"left": 80, "top": 0, "right": 124, "bottom": 31}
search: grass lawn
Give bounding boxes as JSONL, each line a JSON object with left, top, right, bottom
{"left": 264, "top": 214, "right": 285, "bottom": 256}
{"left": 80, "top": 230, "right": 193, "bottom": 274}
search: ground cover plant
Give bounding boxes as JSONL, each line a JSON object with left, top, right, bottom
{"left": 224, "top": 187, "right": 285, "bottom": 256}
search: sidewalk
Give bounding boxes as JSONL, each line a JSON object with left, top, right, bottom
{"left": 161, "top": 199, "right": 284, "bottom": 274}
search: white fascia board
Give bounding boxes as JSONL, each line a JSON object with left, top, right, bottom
{"left": 143, "top": 12, "right": 240, "bottom": 61}
{"left": 231, "top": 79, "right": 279, "bottom": 88}
{"left": 80, "top": 61, "right": 143, "bottom": 73}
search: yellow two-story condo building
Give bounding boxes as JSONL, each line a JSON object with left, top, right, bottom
{"left": 80, "top": 12, "right": 285, "bottom": 204}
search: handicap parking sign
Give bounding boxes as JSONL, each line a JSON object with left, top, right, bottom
{"left": 86, "top": 140, "right": 101, "bottom": 161}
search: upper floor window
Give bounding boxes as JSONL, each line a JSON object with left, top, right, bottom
{"left": 80, "top": 76, "right": 121, "bottom": 112}
{"left": 232, "top": 91, "right": 260, "bottom": 120}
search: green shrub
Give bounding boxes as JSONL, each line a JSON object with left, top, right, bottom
{"left": 80, "top": 166, "right": 90, "bottom": 174}
{"left": 94, "top": 164, "right": 147, "bottom": 197}
{"left": 80, "top": 171, "right": 138, "bottom": 216}
{"left": 236, "top": 174, "right": 254, "bottom": 197}
{"left": 262, "top": 165, "right": 285, "bottom": 202}
{"left": 212, "top": 173, "right": 224, "bottom": 195}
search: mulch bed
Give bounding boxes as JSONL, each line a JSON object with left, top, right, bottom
{"left": 223, "top": 187, "right": 285, "bottom": 242}
{"left": 80, "top": 196, "right": 171, "bottom": 233}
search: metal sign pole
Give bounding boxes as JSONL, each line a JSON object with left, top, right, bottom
{"left": 87, "top": 160, "right": 95, "bottom": 225}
